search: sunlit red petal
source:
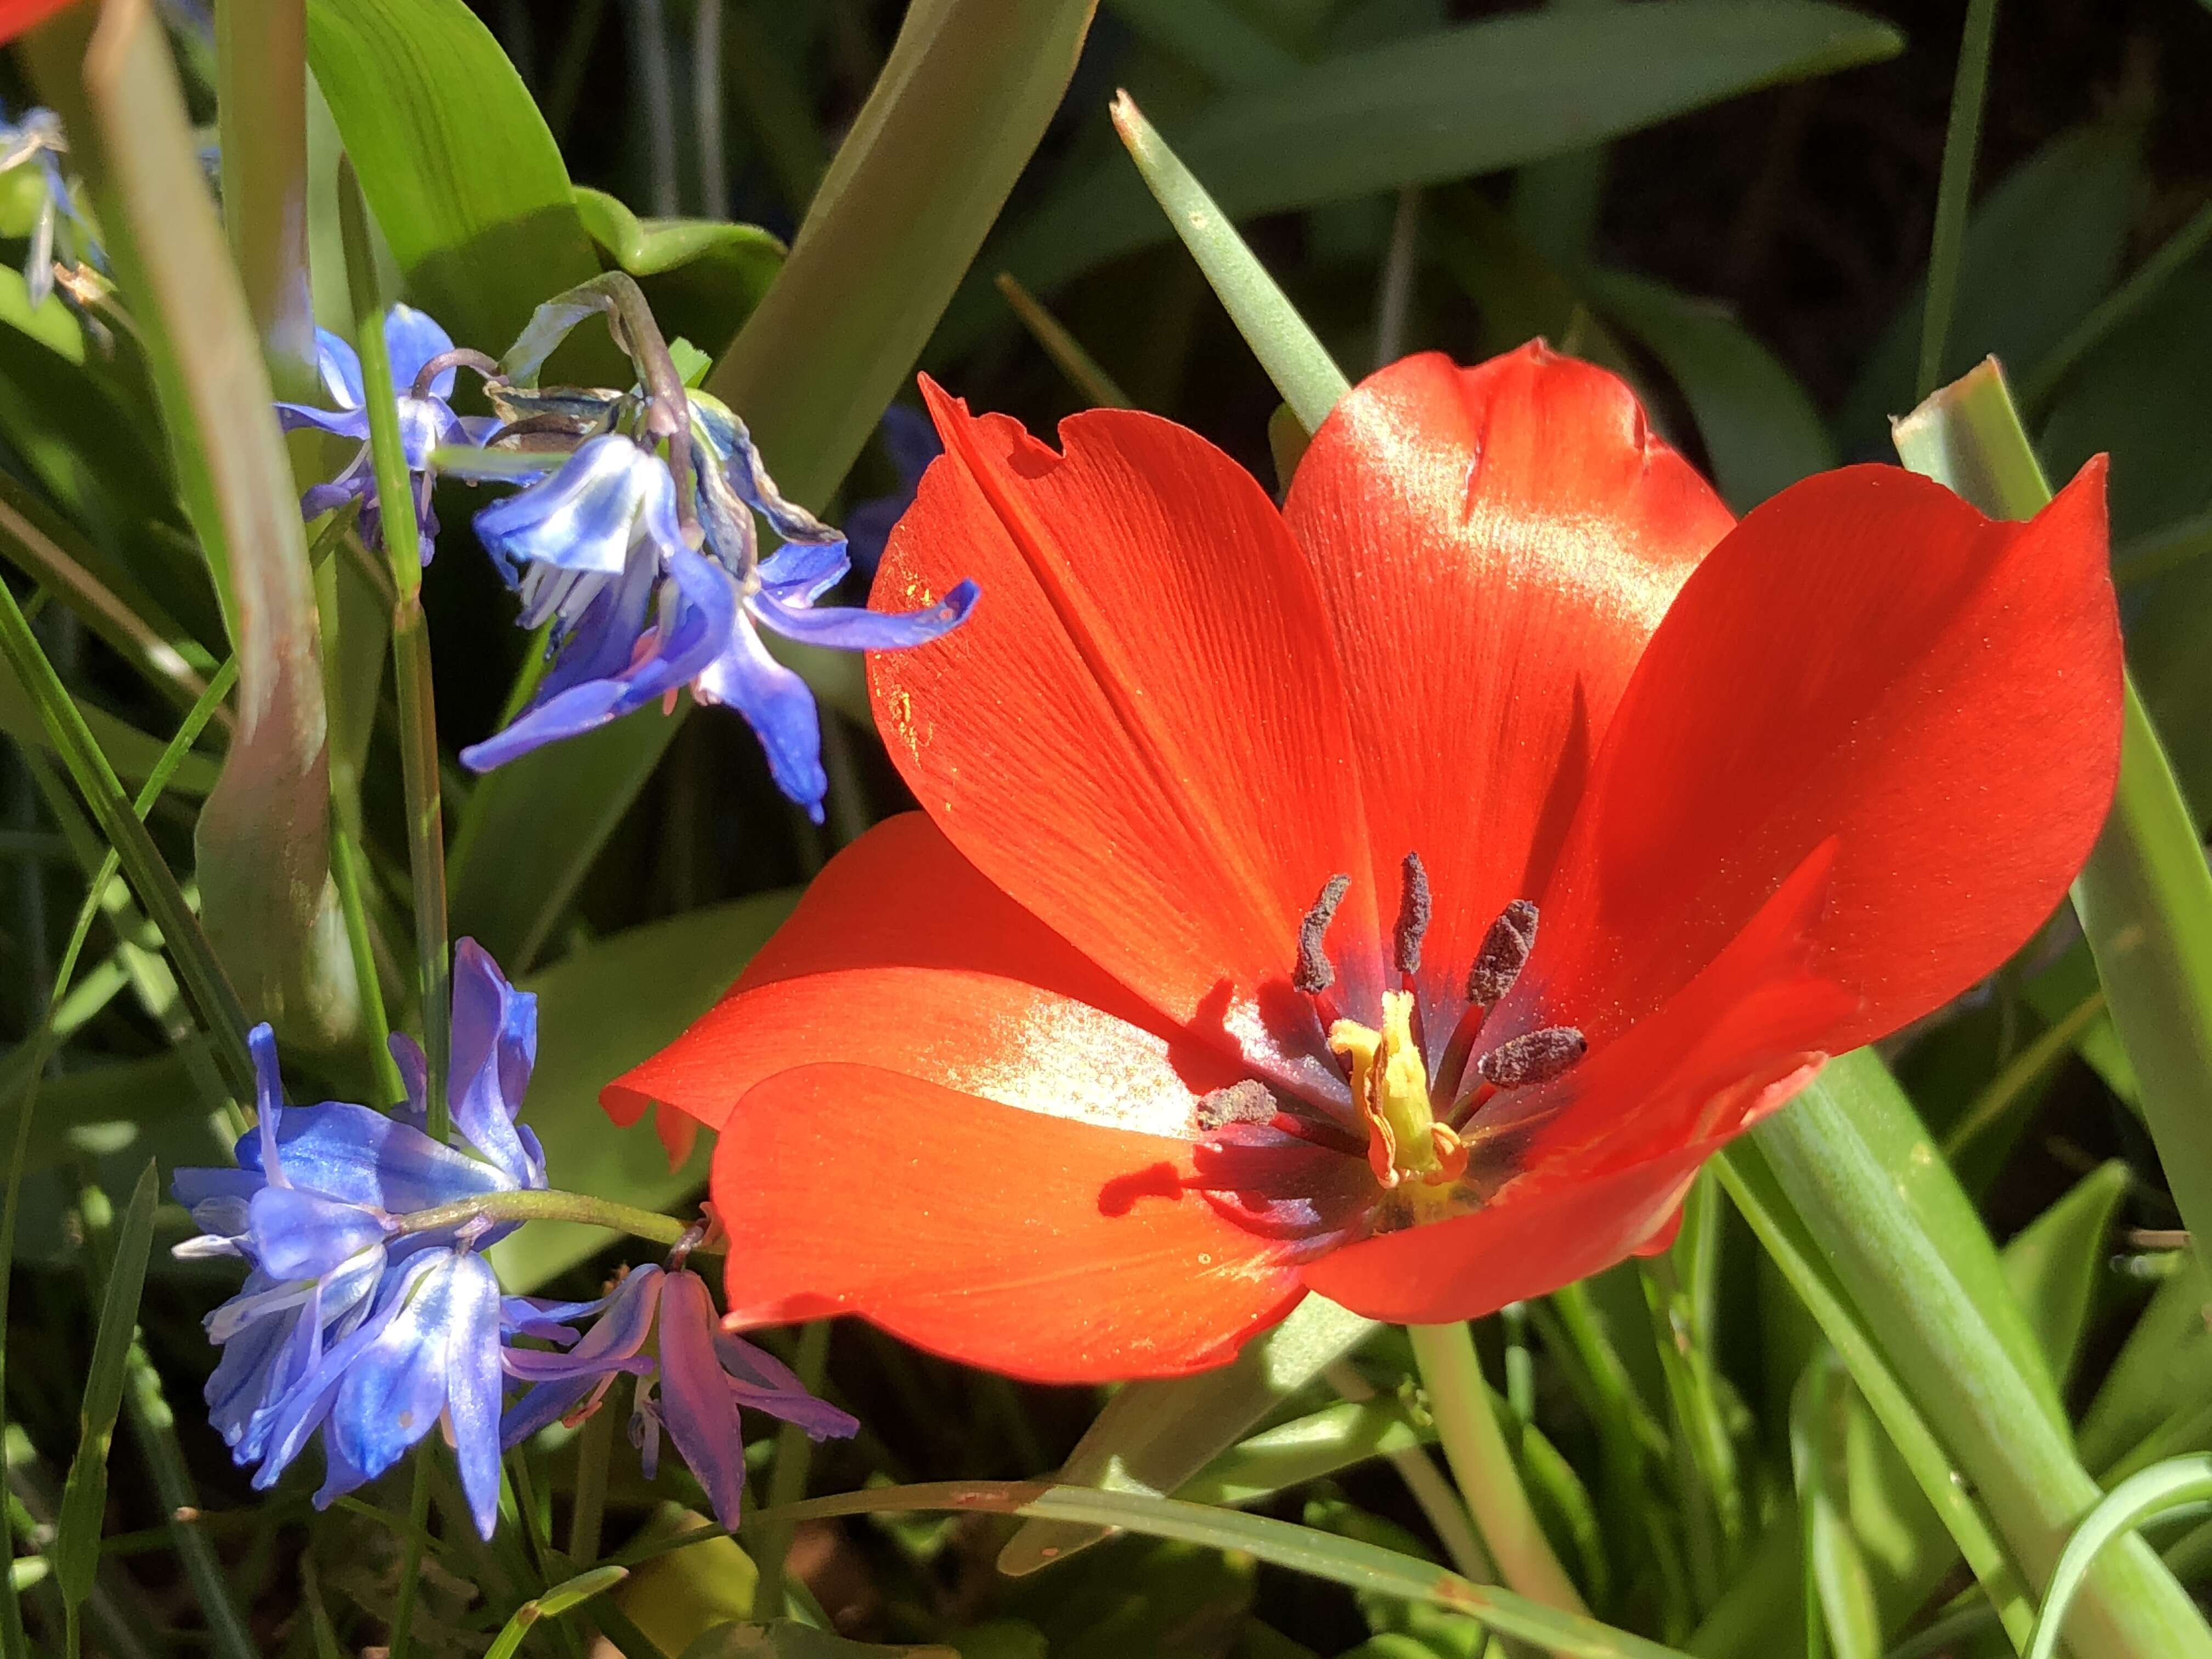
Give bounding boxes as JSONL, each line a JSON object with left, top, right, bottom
{"left": 711, "top": 1063, "right": 1314, "bottom": 1382}
{"left": 0, "top": 0, "right": 78, "bottom": 43}
{"left": 869, "top": 382, "right": 1384, "bottom": 1045}
{"left": 1522, "top": 459, "right": 2120, "bottom": 1053}
{"left": 602, "top": 813, "right": 1155, "bottom": 1164}
{"left": 1282, "top": 347, "right": 1733, "bottom": 1039}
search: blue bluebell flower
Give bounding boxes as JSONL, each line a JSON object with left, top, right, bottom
{"left": 275, "top": 304, "right": 479, "bottom": 560}
{"left": 500, "top": 1262, "right": 857, "bottom": 1528}
{"left": 843, "top": 404, "right": 941, "bottom": 577}
{"left": 174, "top": 940, "right": 550, "bottom": 1538}
{"left": 462, "top": 406, "right": 978, "bottom": 824}
{"left": 0, "top": 107, "right": 89, "bottom": 308}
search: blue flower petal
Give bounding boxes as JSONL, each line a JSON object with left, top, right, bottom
{"left": 475, "top": 435, "right": 673, "bottom": 580}
{"left": 747, "top": 578, "right": 978, "bottom": 654}
{"left": 654, "top": 1269, "right": 748, "bottom": 1527}
{"left": 447, "top": 938, "right": 542, "bottom": 1186}
{"left": 500, "top": 1373, "right": 599, "bottom": 1450}
{"left": 384, "top": 304, "right": 457, "bottom": 400}
{"left": 248, "top": 1023, "right": 285, "bottom": 1181}
{"left": 756, "top": 539, "right": 850, "bottom": 605}
{"left": 504, "top": 1265, "right": 662, "bottom": 1383}
{"left": 248, "top": 1186, "right": 393, "bottom": 1280}
{"left": 321, "top": 1252, "right": 492, "bottom": 1508}
{"left": 714, "top": 1331, "right": 860, "bottom": 1442}
{"left": 312, "top": 328, "right": 364, "bottom": 409}
{"left": 691, "top": 613, "right": 826, "bottom": 822}
{"left": 441, "top": 1255, "right": 509, "bottom": 1539}
{"left": 461, "top": 546, "right": 735, "bottom": 772}
{"left": 238, "top": 1102, "right": 514, "bottom": 1211}
{"left": 501, "top": 1291, "right": 611, "bottom": 1341}
{"left": 387, "top": 1033, "right": 430, "bottom": 1126}
{"left": 275, "top": 402, "right": 370, "bottom": 442}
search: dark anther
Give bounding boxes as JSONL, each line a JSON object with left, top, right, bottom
{"left": 1476, "top": 1025, "right": 1587, "bottom": 1090}
{"left": 1392, "top": 852, "right": 1432, "bottom": 975}
{"left": 1294, "top": 873, "right": 1352, "bottom": 993}
{"left": 1466, "top": 899, "right": 1539, "bottom": 1005}
{"left": 1197, "top": 1079, "right": 1279, "bottom": 1131}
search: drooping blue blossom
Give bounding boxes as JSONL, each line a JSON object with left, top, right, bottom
{"left": 0, "top": 106, "right": 91, "bottom": 308}
{"left": 461, "top": 402, "right": 978, "bottom": 822}
{"left": 173, "top": 940, "right": 551, "bottom": 1539}
{"left": 500, "top": 1260, "right": 857, "bottom": 1528}
{"left": 843, "top": 403, "right": 941, "bottom": 577}
{"left": 275, "top": 304, "right": 482, "bottom": 560}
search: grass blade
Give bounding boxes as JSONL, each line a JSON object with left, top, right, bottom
{"left": 2027, "top": 1457, "right": 2212, "bottom": 1659}
{"left": 53, "top": 1163, "right": 159, "bottom": 1624}
{"left": 760, "top": 1482, "right": 1698, "bottom": 1659}
{"left": 1916, "top": 0, "right": 2001, "bottom": 399}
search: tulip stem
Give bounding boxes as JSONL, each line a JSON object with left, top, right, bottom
{"left": 1408, "top": 1319, "right": 1588, "bottom": 1618}
{"left": 397, "top": 1188, "right": 706, "bottom": 1250}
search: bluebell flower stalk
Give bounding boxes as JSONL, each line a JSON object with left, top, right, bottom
{"left": 445, "top": 274, "right": 978, "bottom": 822}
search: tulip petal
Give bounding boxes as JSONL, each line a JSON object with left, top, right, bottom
{"left": 1281, "top": 347, "right": 1733, "bottom": 1047}
{"left": 870, "top": 381, "right": 1384, "bottom": 1045}
{"left": 1523, "top": 459, "right": 2121, "bottom": 1054}
{"left": 709, "top": 1062, "right": 1316, "bottom": 1383}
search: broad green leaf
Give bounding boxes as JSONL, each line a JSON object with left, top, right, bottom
{"left": 2001, "top": 1160, "right": 2131, "bottom": 1394}
{"left": 0, "top": 264, "right": 82, "bottom": 359}
{"left": 572, "top": 187, "right": 785, "bottom": 366}
{"left": 952, "top": 1, "right": 1900, "bottom": 354}
{"left": 1837, "top": 119, "right": 2143, "bottom": 450}
{"left": 1106, "top": 0, "right": 1303, "bottom": 88}
{"left": 1583, "top": 269, "right": 1834, "bottom": 511}
{"left": 1002, "top": 1535, "right": 1254, "bottom": 1659}
{"left": 1755, "top": 1052, "right": 2212, "bottom": 1658}
{"left": 305, "top": 0, "right": 606, "bottom": 359}
{"left": 2080, "top": 1256, "right": 2212, "bottom": 1475}
{"left": 997, "top": 1294, "right": 1376, "bottom": 1575}
{"left": 53, "top": 1162, "right": 159, "bottom": 1616}
{"left": 1898, "top": 364, "right": 2212, "bottom": 1304}
{"left": 2027, "top": 1457, "right": 2212, "bottom": 1659}
{"left": 763, "top": 1482, "right": 1699, "bottom": 1659}
{"left": 487, "top": 890, "right": 800, "bottom": 1290}
{"left": 450, "top": 0, "right": 1094, "bottom": 966}
{"left": 679, "top": 1621, "right": 955, "bottom": 1658}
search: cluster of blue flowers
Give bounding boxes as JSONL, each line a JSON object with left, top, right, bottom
{"left": 277, "top": 293, "right": 975, "bottom": 822}
{"left": 173, "top": 942, "right": 855, "bottom": 1539}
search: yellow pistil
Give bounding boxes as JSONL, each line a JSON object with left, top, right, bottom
{"left": 1329, "top": 990, "right": 1468, "bottom": 1190}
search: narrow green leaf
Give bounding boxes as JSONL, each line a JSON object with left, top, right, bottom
{"left": 764, "top": 1483, "right": 1699, "bottom": 1659}
{"left": 1999, "top": 1161, "right": 2131, "bottom": 1393}
{"left": 1915, "top": 0, "right": 2001, "bottom": 400}
{"left": 1788, "top": 1357, "right": 1882, "bottom": 1659}
{"left": 484, "top": 1566, "right": 628, "bottom": 1659}
{"left": 53, "top": 1163, "right": 159, "bottom": 1615}
{"left": 487, "top": 890, "right": 800, "bottom": 1290}
{"left": 677, "top": 1620, "right": 956, "bottom": 1658}
{"left": 955, "top": 1, "right": 1901, "bottom": 352}
{"left": 1756, "top": 1053, "right": 2212, "bottom": 1659}
{"left": 998, "top": 1294, "right": 1376, "bottom": 1575}
{"left": 1105, "top": 0, "right": 1301, "bottom": 88}
{"left": 27, "top": 4, "right": 354, "bottom": 1049}
{"left": 0, "top": 650, "right": 221, "bottom": 798}
{"left": 2080, "top": 1255, "right": 2212, "bottom": 1475}
{"left": 305, "top": 0, "right": 607, "bottom": 357}
{"left": 1583, "top": 269, "right": 1835, "bottom": 511}
{"left": 450, "top": 0, "right": 1094, "bottom": 965}
{"left": 1109, "top": 92, "right": 1347, "bottom": 435}
{"left": 2022, "top": 195, "right": 2212, "bottom": 415}
{"left": 1176, "top": 1398, "right": 1431, "bottom": 1509}
{"left": 2027, "top": 1457, "right": 2212, "bottom": 1659}
{"left": 1895, "top": 362, "right": 2212, "bottom": 1294}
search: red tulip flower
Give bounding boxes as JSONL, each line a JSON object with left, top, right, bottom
{"left": 606, "top": 345, "right": 2120, "bottom": 1384}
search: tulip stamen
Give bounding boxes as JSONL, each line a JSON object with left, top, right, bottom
{"left": 1475, "top": 1025, "right": 1588, "bottom": 1089}
{"left": 1197, "top": 1079, "right": 1280, "bottom": 1131}
{"left": 1294, "top": 873, "right": 1351, "bottom": 994}
{"left": 1392, "top": 852, "right": 1431, "bottom": 977}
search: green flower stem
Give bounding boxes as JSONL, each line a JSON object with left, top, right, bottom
{"left": 751, "top": 1320, "right": 831, "bottom": 1621}
{"left": 396, "top": 1188, "right": 697, "bottom": 1248}
{"left": 337, "top": 158, "right": 451, "bottom": 1139}
{"left": 1408, "top": 1321, "right": 1588, "bottom": 1616}
{"left": 567, "top": 1381, "right": 618, "bottom": 1565}
{"left": 1757, "top": 1056, "right": 2212, "bottom": 1659}
{"left": 387, "top": 1458, "right": 433, "bottom": 1659}
{"left": 1916, "top": 0, "right": 2000, "bottom": 399}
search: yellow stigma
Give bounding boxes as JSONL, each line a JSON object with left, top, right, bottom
{"left": 1329, "top": 990, "right": 1466, "bottom": 1189}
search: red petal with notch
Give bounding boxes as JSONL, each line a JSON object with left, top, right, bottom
{"left": 710, "top": 1063, "right": 1315, "bottom": 1382}
{"left": 1282, "top": 347, "right": 1733, "bottom": 1030}
{"left": 868, "top": 382, "right": 1383, "bottom": 1040}
{"left": 1519, "top": 460, "right": 2120, "bottom": 1055}
{"left": 0, "top": 0, "right": 78, "bottom": 43}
